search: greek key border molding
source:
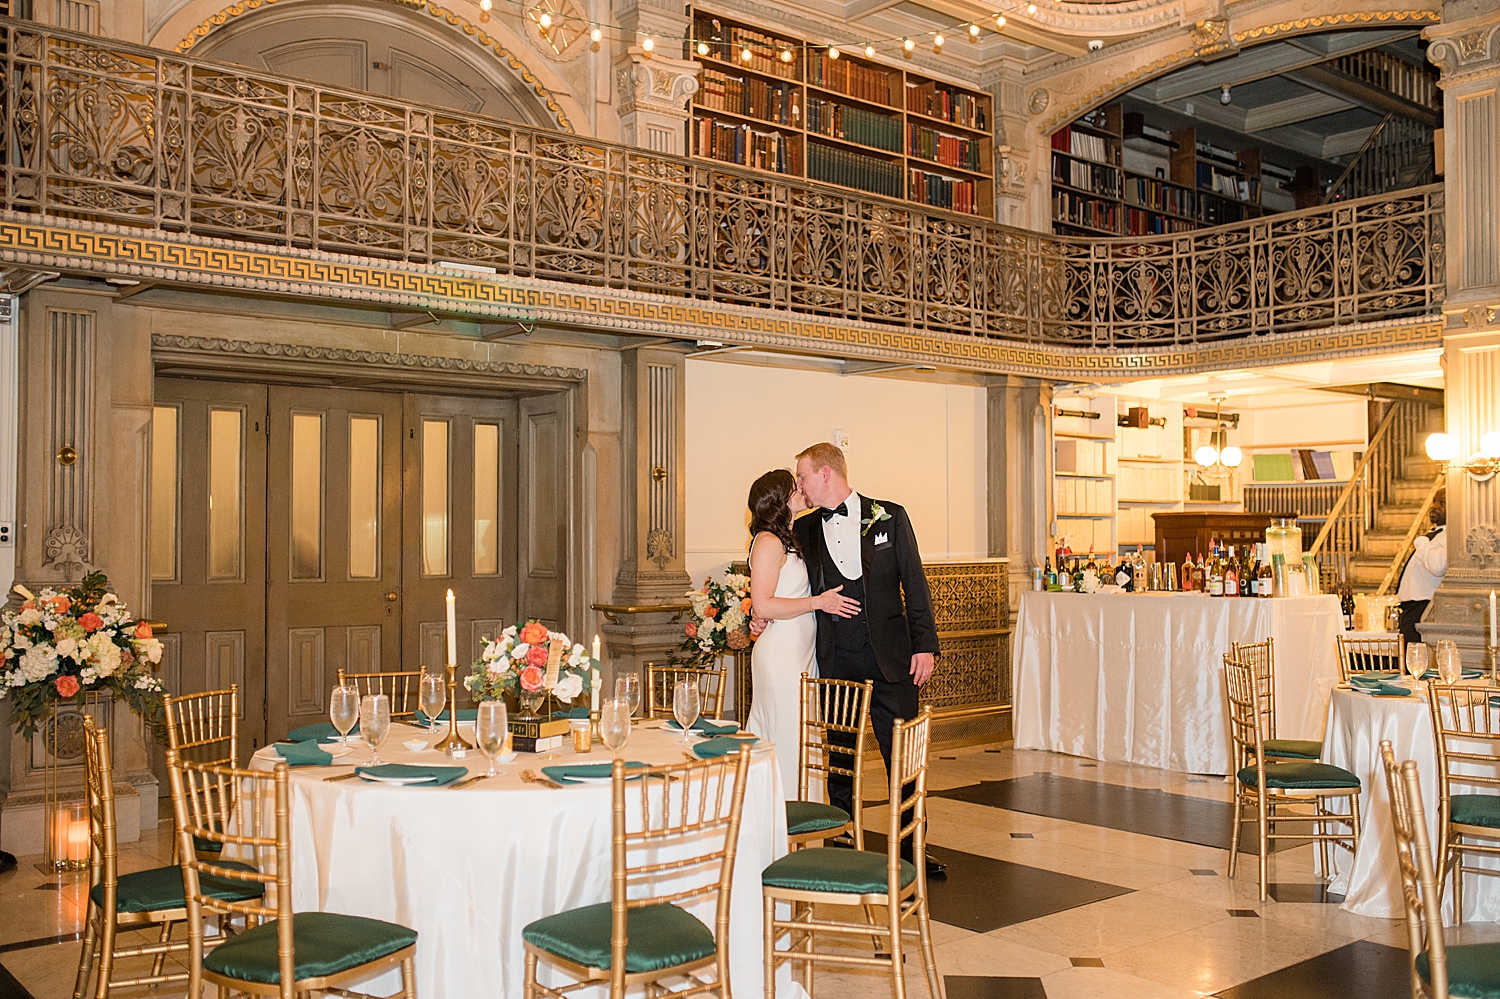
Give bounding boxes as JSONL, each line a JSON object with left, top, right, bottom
{"left": 1, "top": 214, "right": 1446, "bottom": 379}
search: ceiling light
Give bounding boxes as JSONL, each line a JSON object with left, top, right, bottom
{"left": 865, "top": 43, "right": 876, "bottom": 57}
{"left": 1220, "top": 84, "right": 1232, "bottom": 105}
{"left": 1220, "top": 446, "right": 1243, "bottom": 468}
{"left": 969, "top": 22, "right": 981, "bottom": 38}
{"left": 696, "top": 40, "right": 709, "bottom": 56}
{"left": 828, "top": 46, "right": 840, "bottom": 59}
{"left": 1195, "top": 445, "right": 1220, "bottom": 468}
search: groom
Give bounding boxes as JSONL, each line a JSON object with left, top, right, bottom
{"left": 792, "top": 442, "right": 945, "bottom": 879}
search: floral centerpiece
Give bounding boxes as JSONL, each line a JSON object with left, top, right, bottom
{"left": 679, "top": 570, "right": 753, "bottom": 662}
{"left": 0, "top": 572, "right": 167, "bottom": 740}
{"left": 466, "top": 620, "right": 595, "bottom": 718}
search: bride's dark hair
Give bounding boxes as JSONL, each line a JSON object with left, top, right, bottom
{"left": 748, "top": 469, "right": 801, "bottom": 557}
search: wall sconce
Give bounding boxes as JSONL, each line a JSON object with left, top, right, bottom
{"left": 1426, "top": 432, "right": 1500, "bottom": 482}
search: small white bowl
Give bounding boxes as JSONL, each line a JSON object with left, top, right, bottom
{"left": 403, "top": 738, "right": 429, "bottom": 753}
{"left": 497, "top": 750, "right": 518, "bottom": 764}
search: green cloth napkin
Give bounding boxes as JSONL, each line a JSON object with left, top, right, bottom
{"left": 1350, "top": 671, "right": 1401, "bottom": 681}
{"left": 540, "top": 762, "right": 648, "bottom": 785}
{"left": 1349, "top": 677, "right": 1413, "bottom": 697}
{"left": 1421, "top": 668, "right": 1484, "bottom": 681}
{"left": 354, "top": 764, "right": 468, "bottom": 786}
{"left": 273, "top": 740, "right": 333, "bottom": 767}
{"left": 665, "top": 718, "right": 739, "bottom": 736}
{"left": 413, "top": 708, "right": 478, "bottom": 725}
{"left": 287, "top": 721, "right": 357, "bottom": 743}
{"left": 691, "top": 736, "right": 759, "bottom": 759}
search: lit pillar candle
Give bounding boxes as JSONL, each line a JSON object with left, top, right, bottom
{"left": 592, "top": 634, "right": 601, "bottom": 662}
{"left": 446, "top": 589, "right": 457, "bottom": 666}
{"left": 1491, "top": 590, "right": 1497, "bottom": 647}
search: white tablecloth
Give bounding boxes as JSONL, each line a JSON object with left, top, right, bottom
{"left": 1321, "top": 685, "right": 1500, "bottom": 922}
{"left": 247, "top": 722, "right": 791, "bottom": 999}
{"left": 1012, "top": 592, "right": 1344, "bottom": 774}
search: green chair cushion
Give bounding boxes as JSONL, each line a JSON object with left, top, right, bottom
{"left": 1236, "top": 761, "right": 1361, "bottom": 790}
{"left": 203, "top": 912, "right": 416, "bottom": 985}
{"left": 522, "top": 902, "right": 714, "bottom": 973}
{"left": 1264, "top": 739, "right": 1323, "bottom": 760}
{"left": 1449, "top": 795, "right": 1500, "bottom": 830}
{"left": 761, "top": 847, "right": 916, "bottom": 895}
{"left": 193, "top": 836, "right": 224, "bottom": 855}
{"left": 786, "top": 801, "right": 851, "bottom": 837}
{"left": 91, "top": 861, "right": 263, "bottom": 914}
{"left": 1417, "top": 942, "right": 1500, "bottom": 998}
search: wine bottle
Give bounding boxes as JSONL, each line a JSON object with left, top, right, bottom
{"left": 1208, "top": 546, "right": 1225, "bottom": 597}
{"left": 1223, "top": 545, "right": 1239, "bottom": 596}
{"left": 1181, "top": 553, "right": 1196, "bottom": 592}
{"left": 1257, "top": 544, "right": 1274, "bottom": 598}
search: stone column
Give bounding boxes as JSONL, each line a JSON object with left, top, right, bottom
{"left": 987, "top": 377, "right": 1053, "bottom": 614}
{"left": 613, "top": 0, "right": 699, "bottom": 155}
{"left": 1419, "top": 8, "right": 1500, "bottom": 661}
{"left": 987, "top": 58, "right": 1033, "bottom": 229}
{"left": 601, "top": 346, "right": 693, "bottom": 681}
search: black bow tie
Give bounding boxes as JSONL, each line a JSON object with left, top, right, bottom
{"left": 819, "top": 502, "right": 849, "bottom": 521}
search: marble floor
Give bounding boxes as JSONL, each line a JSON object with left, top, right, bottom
{"left": 2, "top": 743, "right": 1491, "bottom": 999}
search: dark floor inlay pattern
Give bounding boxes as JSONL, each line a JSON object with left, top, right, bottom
{"left": 866, "top": 832, "right": 1131, "bottom": 933}
{"left": 1226, "top": 909, "right": 1260, "bottom": 917}
{"left": 1069, "top": 957, "right": 1105, "bottom": 967}
{"left": 934, "top": 773, "right": 1299, "bottom": 854}
{"left": 945, "top": 975, "right": 1047, "bottom": 999}
{"left": 1010, "top": 833, "right": 1034, "bottom": 839}
{"left": 0, "top": 933, "right": 81, "bottom": 956}
{"left": 30, "top": 884, "right": 62, "bottom": 892}
{"left": 1190, "top": 869, "right": 1218, "bottom": 876}
{"left": 0, "top": 959, "right": 38, "bottom": 999}
{"left": 1266, "top": 883, "right": 1346, "bottom": 904}
{"left": 1213, "top": 940, "right": 1410, "bottom": 999}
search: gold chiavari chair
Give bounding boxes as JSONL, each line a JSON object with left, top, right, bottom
{"left": 164, "top": 685, "right": 239, "bottom": 861}
{"left": 1337, "top": 634, "right": 1407, "bottom": 683}
{"left": 1379, "top": 740, "right": 1454, "bottom": 999}
{"left": 167, "top": 751, "right": 418, "bottom": 999}
{"left": 762, "top": 706, "right": 941, "bottom": 999}
{"left": 1225, "top": 654, "right": 1362, "bottom": 901}
{"left": 1231, "top": 639, "right": 1322, "bottom": 760}
{"left": 522, "top": 749, "right": 752, "bottom": 999}
{"left": 787, "top": 674, "right": 873, "bottom": 850}
{"left": 74, "top": 718, "right": 261, "bottom": 999}
{"left": 1426, "top": 682, "right": 1500, "bottom": 924}
{"left": 644, "top": 659, "right": 729, "bottom": 720}
{"left": 338, "top": 667, "right": 424, "bottom": 720}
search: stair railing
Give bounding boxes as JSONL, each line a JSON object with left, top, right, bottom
{"left": 1374, "top": 472, "right": 1447, "bottom": 596}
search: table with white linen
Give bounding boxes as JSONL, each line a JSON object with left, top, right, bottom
{"left": 246, "top": 720, "right": 791, "bottom": 999}
{"left": 1012, "top": 592, "right": 1344, "bottom": 774}
{"left": 1321, "top": 684, "right": 1500, "bottom": 922}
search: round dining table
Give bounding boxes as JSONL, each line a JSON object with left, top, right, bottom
{"left": 1320, "top": 682, "right": 1500, "bottom": 923}
{"left": 246, "top": 718, "right": 793, "bottom": 999}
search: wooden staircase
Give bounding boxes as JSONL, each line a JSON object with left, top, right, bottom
{"left": 1346, "top": 451, "right": 1444, "bottom": 590}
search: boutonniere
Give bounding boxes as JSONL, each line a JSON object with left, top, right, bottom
{"left": 862, "top": 502, "right": 893, "bottom": 536}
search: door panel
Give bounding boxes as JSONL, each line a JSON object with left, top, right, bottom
{"left": 265, "top": 387, "right": 403, "bottom": 741}
{"left": 151, "top": 378, "right": 267, "bottom": 758}
{"left": 519, "top": 393, "right": 571, "bottom": 627}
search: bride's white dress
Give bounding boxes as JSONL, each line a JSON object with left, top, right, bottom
{"left": 746, "top": 539, "right": 817, "bottom": 801}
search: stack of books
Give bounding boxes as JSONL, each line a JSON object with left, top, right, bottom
{"left": 1054, "top": 158, "right": 1119, "bottom": 197}
{"left": 806, "top": 100, "right": 902, "bottom": 152}
{"left": 808, "top": 143, "right": 902, "bottom": 198}
{"left": 908, "top": 125, "right": 981, "bottom": 172}
{"left": 1052, "top": 190, "right": 1118, "bottom": 232}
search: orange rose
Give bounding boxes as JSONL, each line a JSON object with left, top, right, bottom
{"left": 134, "top": 621, "right": 154, "bottom": 639}
{"left": 703, "top": 606, "right": 717, "bottom": 619}
{"left": 79, "top": 613, "right": 103, "bottom": 633}
{"left": 519, "top": 666, "right": 545, "bottom": 692}
{"left": 740, "top": 597, "right": 753, "bottom": 613}
{"left": 525, "top": 644, "right": 549, "bottom": 668}
{"left": 49, "top": 596, "right": 71, "bottom": 614}
{"left": 684, "top": 622, "right": 697, "bottom": 638}
{"left": 518, "top": 621, "right": 549, "bottom": 645}
{"left": 55, "top": 675, "right": 80, "bottom": 698}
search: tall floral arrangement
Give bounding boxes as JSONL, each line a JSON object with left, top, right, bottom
{"left": 466, "top": 620, "right": 595, "bottom": 708}
{"left": 680, "top": 570, "right": 753, "bottom": 660}
{"left": 0, "top": 573, "right": 167, "bottom": 740}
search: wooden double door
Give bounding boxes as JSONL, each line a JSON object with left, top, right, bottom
{"left": 151, "top": 378, "right": 570, "bottom": 755}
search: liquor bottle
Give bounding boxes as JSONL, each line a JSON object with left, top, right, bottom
{"left": 1192, "top": 553, "right": 1206, "bottom": 592}
{"left": 1060, "top": 557, "right": 1075, "bottom": 591}
{"left": 1044, "top": 558, "right": 1057, "bottom": 590}
{"left": 1242, "top": 546, "right": 1257, "bottom": 597}
{"left": 1208, "top": 546, "right": 1225, "bottom": 597}
{"left": 1181, "top": 553, "right": 1196, "bottom": 592}
{"left": 1257, "top": 544, "right": 1274, "bottom": 598}
{"left": 1223, "top": 545, "right": 1239, "bottom": 596}
{"left": 1115, "top": 556, "right": 1132, "bottom": 591}
{"left": 1133, "top": 545, "right": 1148, "bottom": 591}
{"left": 1073, "top": 558, "right": 1086, "bottom": 593}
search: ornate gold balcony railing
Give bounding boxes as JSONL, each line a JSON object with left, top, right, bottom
{"left": 0, "top": 19, "right": 1445, "bottom": 349}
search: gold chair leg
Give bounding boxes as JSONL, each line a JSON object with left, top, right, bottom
{"left": 150, "top": 918, "right": 174, "bottom": 979}
{"left": 916, "top": 898, "right": 942, "bottom": 999}
{"left": 72, "top": 905, "right": 99, "bottom": 999}
{"left": 1454, "top": 843, "right": 1466, "bottom": 926}
{"left": 95, "top": 905, "right": 118, "bottom": 999}
{"left": 401, "top": 955, "right": 416, "bottom": 999}
{"left": 763, "top": 895, "right": 777, "bottom": 999}
{"left": 525, "top": 950, "right": 538, "bottom": 999}
{"left": 800, "top": 902, "right": 814, "bottom": 997}
{"left": 887, "top": 896, "right": 907, "bottom": 999}
{"left": 1227, "top": 794, "right": 1243, "bottom": 878}
{"left": 1315, "top": 800, "right": 1329, "bottom": 880}
{"left": 1256, "top": 797, "right": 1269, "bottom": 903}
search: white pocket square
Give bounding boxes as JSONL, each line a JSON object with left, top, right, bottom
{"left": 875, "top": 532, "right": 889, "bottom": 545}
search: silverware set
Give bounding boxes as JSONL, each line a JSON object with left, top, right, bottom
{"left": 521, "top": 769, "right": 565, "bottom": 789}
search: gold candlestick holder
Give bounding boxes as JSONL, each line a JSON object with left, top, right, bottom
{"left": 1486, "top": 644, "right": 1498, "bottom": 686}
{"left": 589, "top": 708, "right": 601, "bottom": 745}
{"left": 433, "top": 663, "right": 473, "bottom": 757}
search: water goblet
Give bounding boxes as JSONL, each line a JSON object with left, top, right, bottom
{"left": 330, "top": 684, "right": 359, "bottom": 747}
{"left": 474, "top": 700, "right": 508, "bottom": 778}
{"left": 419, "top": 671, "right": 446, "bottom": 733}
{"left": 1437, "top": 640, "right": 1464, "bottom": 684}
{"left": 600, "top": 697, "right": 631, "bottom": 757}
{"left": 360, "top": 694, "right": 391, "bottom": 766}
{"left": 615, "top": 674, "right": 642, "bottom": 723}
{"left": 1405, "top": 642, "right": 1431, "bottom": 683}
{"left": 673, "top": 679, "right": 701, "bottom": 745}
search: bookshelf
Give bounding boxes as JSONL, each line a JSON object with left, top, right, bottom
{"left": 1051, "top": 396, "right": 1117, "bottom": 557}
{"left": 1049, "top": 105, "right": 1267, "bottom": 236}
{"left": 688, "top": 9, "right": 995, "bottom": 218}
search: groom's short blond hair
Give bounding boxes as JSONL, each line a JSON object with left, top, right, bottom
{"left": 797, "top": 442, "right": 847, "bottom": 478}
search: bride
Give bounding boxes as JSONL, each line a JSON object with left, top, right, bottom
{"left": 744, "top": 469, "right": 859, "bottom": 800}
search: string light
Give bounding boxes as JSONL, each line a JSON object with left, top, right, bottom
{"left": 641, "top": 34, "right": 654, "bottom": 54}
{"left": 590, "top": 26, "right": 601, "bottom": 49}
{"left": 996, "top": 13, "right": 1006, "bottom": 27}
{"left": 932, "top": 32, "right": 944, "bottom": 49}
{"left": 741, "top": 44, "right": 753, "bottom": 62}
{"left": 780, "top": 47, "right": 794, "bottom": 62}
{"left": 696, "top": 40, "right": 709, "bottom": 55}
{"left": 538, "top": 10, "right": 552, "bottom": 30}
{"left": 828, "top": 46, "right": 840, "bottom": 59}
{"left": 1027, "top": 2, "right": 1037, "bottom": 12}
{"left": 969, "top": 22, "right": 980, "bottom": 39}
{"left": 479, "top": 0, "right": 491, "bottom": 9}
{"left": 902, "top": 36, "right": 914, "bottom": 52}
{"left": 865, "top": 44, "right": 875, "bottom": 57}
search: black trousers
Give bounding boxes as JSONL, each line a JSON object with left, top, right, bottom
{"left": 820, "top": 641, "right": 921, "bottom": 854}
{"left": 1398, "top": 599, "right": 1430, "bottom": 647}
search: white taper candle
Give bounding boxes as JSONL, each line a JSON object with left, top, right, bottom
{"left": 446, "top": 589, "right": 457, "bottom": 665}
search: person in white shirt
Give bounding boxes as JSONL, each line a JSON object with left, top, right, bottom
{"left": 1396, "top": 490, "right": 1446, "bottom": 645}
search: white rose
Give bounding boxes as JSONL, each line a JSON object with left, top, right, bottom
{"left": 553, "top": 673, "right": 583, "bottom": 703}
{"left": 510, "top": 642, "right": 530, "bottom": 661}
{"left": 55, "top": 637, "right": 79, "bottom": 661}
{"left": 483, "top": 640, "right": 503, "bottom": 661}
{"left": 17, "top": 608, "right": 41, "bottom": 627}
{"left": 137, "top": 638, "right": 163, "bottom": 666}
{"left": 501, "top": 625, "right": 518, "bottom": 639}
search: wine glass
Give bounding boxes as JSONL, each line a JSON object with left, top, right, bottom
{"left": 419, "top": 671, "right": 446, "bottom": 732}
{"left": 1405, "top": 642, "right": 1431, "bottom": 683}
{"left": 1437, "top": 640, "right": 1464, "bottom": 684}
{"left": 673, "top": 679, "right": 701, "bottom": 745}
{"left": 360, "top": 694, "right": 391, "bottom": 766}
{"left": 615, "top": 673, "right": 642, "bottom": 723}
{"left": 474, "top": 700, "right": 508, "bottom": 778}
{"left": 330, "top": 685, "right": 359, "bottom": 747}
{"left": 600, "top": 697, "right": 631, "bottom": 757}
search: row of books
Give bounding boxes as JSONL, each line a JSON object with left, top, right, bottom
{"left": 698, "top": 70, "right": 801, "bottom": 126}
{"left": 905, "top": 82, "right": 986, "bottom": 131}
{"left": 693, "top": 117, "right": 799, "bottom": 175}
{"left": 1052, "top": 191, "right": 1119, "bottom": 233}
{"left": 806, "top": 100, "right": 902, "bottom": 152}
{"left": 1197, "top": 163, "right": 1258, "bottom": 202}
{"left": 908, "top": 125, "right": 982, "bottom": 172}
{"left": 694, "top": 20, "right": 800, "bottom": 81}
{"left": 1123, "top": 209, "right": 1196, "bottom": 236}
{"left": 910, "top": 170, "right": 977, "bottom": 214}
{"left": 808, "top": 142, "right": 903, "bottom": 198}
{"left": 1054, "top": 157, "right": 1120, "bottom": 198}
{"left": 808, "top": 54, "right": 893, "bottom": 106}
{"left": 1050, "top": 126, "right": 1112, "bottom": 165}
{"left": 1251, "top": 450, "right": 1356, "bottom": 482}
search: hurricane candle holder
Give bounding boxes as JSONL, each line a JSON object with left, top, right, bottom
{"left": 432, "top": 664, "right": 473, "bottom": 757}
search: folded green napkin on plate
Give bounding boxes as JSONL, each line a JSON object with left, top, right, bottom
{"left": 273, "top": 740, "right": 333, "bottom": 767}
{"left": 287, "top": 721, "right": 357, "bottom": 743}
{"left": 1351, "top": 671, "right": 1401, "bottom": 681}
{"left": 540, "top": 762, "right": 649, "bottom": 785}
{"left": 664, "top": 718, "right": 739, "bottom": 736}
{"left": 1349, "top": 677, "right": 1413, "bottom": 697}
{"left": 354, "top": 764, "right": 469, "bottom": 786}
{"left": 691, "top": 736, "right": 760, "bottom": 759}
{"left": 1421, "top": 668, "right": 1484, "bottom": 681}
{"left": 413, "top": 708, "right": 478, "bottom": 725}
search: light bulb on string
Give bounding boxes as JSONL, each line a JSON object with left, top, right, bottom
{"left": 933, "top": 32, "right": 944, "bottom": 49}
{"left": 902, "top": 36, "right": 914, "bottom": 53}
{"left": 865, "top": 43, "right": 875, "bottom": 57}
{"left": 590, "top": 26, "right": 602, "bottom": 49}
{"left": 969, "top": 22, "right": 981, "bottom": 39}
{"left": 996, "top": 13, "right": 1006, "bottom": 27}
{"left": 696, "top": 40, "right": 709, "bottom": 56}
{"left": 741, "top": 44, "right": 753, "bottom": 62}
{"left": 780, "top": 47, "right": 794, "bottom": 62}
{"left": 479, "top": 0, "right": 491, "bottom": 9}
{"left": 641, "top": 35, "right": 655, "bottom": 55}
{"left": 828, "top": 46, "right": 840, "bottom": 59}
{"left": 1027, "top": 1, "right": 1037, "bottom": 13}
{"left": 538, "top": 10, "right": 552, "bottom": 30}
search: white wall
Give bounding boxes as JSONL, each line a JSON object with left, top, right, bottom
{"left": 1239, "top": 398, "right": 1368, "bottom": 449}
{"left": 684, "top": 360, "right": 987, "bottom": 585}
